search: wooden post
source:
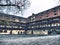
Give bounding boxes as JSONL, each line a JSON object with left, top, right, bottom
{"left": 25, "top": 30, "right": 27, "bottom": 34}
{"left": 31, "top": 30, "right": 33, "bottom": 34}
{"left": 10, "top": 30, "right": 12, "bottom": 34}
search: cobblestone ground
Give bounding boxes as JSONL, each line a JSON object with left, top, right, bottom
{"left": 0, "top": 35, "right": 60, "bottom": 45}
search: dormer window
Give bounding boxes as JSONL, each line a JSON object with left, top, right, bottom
{"left": 31, "top": 16, "right": 35, "bottom": 21}
{"left": 53, "top": 8, "right": 57, "bottom": 12}
{"left": 46, "top": 10, "right": 49, "bottom": 14}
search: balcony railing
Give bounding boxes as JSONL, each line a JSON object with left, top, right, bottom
{"left": 27, "top": 26, "right": 60, "bottom": 30}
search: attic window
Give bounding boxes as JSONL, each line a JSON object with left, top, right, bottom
{"left": 46, "top": 10, "right": 49, "bottom": 14}
{"left": 53, "top": 8, "right": 57, "bottom": 12}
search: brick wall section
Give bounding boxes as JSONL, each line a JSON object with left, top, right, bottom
{"left": 1, "top": 5, "right": 60, "bottom": 23}
{"left": 27, "top": 5, "right": 60, "bottom": 22}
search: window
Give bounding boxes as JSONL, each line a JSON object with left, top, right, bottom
{"left": 53, "top": 9, "right": 57, "bottom": 15}
{"left": 48, "top": 24, "right": 50, "bottom": 27}
{"left": 46, "top": 10, "right": 49, "bottom": 14}
{"left": 32, "top": 26, "right": 34, "bottom": 28}
{"left": 0, "top": 30, "right": 3, "bottom": 33}
{"left": 40, "top": 17, "right": 42, "bottom": 19}
{"left": 53, "top": 18, "right": 59, "bottom": 20}
{"left": 57, "top": 23, "right": 60, "bottom": 26}
{"left": 13, "top": 26, "right": 18, "bottom": 28}
{"left": 31, "top": 16, "right": 35, "bottom": 21}
{"left": 53, "top": 8, "right": 57, "bottom": 12}
{"left": 0, "top": 25, "right": 4, "bottom": 27}
{"left": 45, "top": 24, "right": 48, "bottom": 27}
{"left": 40, "top": 25, "right": 41, "bottom": 27}
{"left": 51, "top": 24, "right": 54, "bottom": 26}
{"left": 31, "top": 16, "right": 35, "bottom": 19}
{"left": 4, "top": 30, "right": 7, "bottom": 33}
{"left": 53, "top": 10, "right": 56, "bottom": 12}
{"left": 42, "top": 20, "right": 47, "bottom": 22}
{"left": 54, "top": 13, "right": 57, "bottom": 15}
{"left": 51, "top": 23, "right": 59, "bottom": 26}
{"left": 46, "top": 15, "right": 48, "bottom": 17}
{"left": 6, "top": 26, "right": 12, "bottom": 28}
{"left": 42, "top": 25, "right": 45, "bottom": 27}
{"left": 55, "top": 23, "right": 60, "bottom": 26}
{"left": 20, "top": 26, "right": 22, "bottom": 28}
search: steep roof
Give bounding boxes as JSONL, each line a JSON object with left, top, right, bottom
{"left": 28, "top": 5, "right": 60, "bottom": 18}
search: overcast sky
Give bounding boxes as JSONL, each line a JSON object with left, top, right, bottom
{"left": 18, "top": 0, "right": 59, "bottom": 18}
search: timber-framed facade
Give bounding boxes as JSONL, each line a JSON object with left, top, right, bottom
{"left": 0, "top": 5, "right": 60, "bottom": 35}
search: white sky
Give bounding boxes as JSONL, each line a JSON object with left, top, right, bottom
{"left": 19, "top": 0, "right": 59, "bottom": 18}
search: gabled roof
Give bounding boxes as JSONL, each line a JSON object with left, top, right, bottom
{"left": 28, "top": 5, "right": 60, "bottom": 18}
{"left": 0, "top": 13, "right": 26, "bottom": 19}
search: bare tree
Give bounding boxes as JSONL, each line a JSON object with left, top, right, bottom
{"left": 0, "top": 0, "right": 30, "bottom": 15}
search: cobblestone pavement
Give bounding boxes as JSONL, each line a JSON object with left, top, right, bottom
{"left": 0, "top": 35, "right": 60, "bottom": 45}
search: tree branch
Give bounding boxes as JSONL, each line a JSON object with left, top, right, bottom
{"left": 0, "top": 4, "right": 17, "bottom": 6}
